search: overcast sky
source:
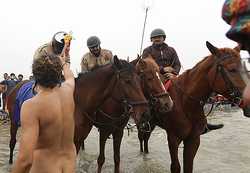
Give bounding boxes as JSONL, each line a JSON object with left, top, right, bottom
{"left": 0, "top": 0, "right": 242, "bottom": 80}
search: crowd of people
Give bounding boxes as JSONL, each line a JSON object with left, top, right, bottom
{"left": 0, "top": 73, "right": 26, "bottom": 114}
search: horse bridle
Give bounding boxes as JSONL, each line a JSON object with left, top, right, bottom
{"left": 209, "top": 57, "right": 242, "bottom": 105}
{"left": 139, "top": 69, "right": 170, "bottom": 104}
{"left": 173, "top": 55, "right": 242, "bottom": 106}
{"left": 85, "top": 66, "right": 148, "bottom": 129}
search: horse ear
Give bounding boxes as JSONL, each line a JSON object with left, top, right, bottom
{"left": 127, "top": 56, "right": 130, "bottom": 62}
{"left": 234, "top": 44, "right": 241, "bottom": 53}
{"left": 206, "top": 41, "right": 220, "bottom": 57}
{"left": 138, "top": 58, "right": 146, "bottom": 68}
{"left": 113, "top": 55, "right": 122, "bottom": 69}
{"left": 137, "top": 54, "right": 141, "bottom": 59}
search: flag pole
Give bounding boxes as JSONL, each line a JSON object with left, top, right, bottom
{"left": 139, "top": 7, "right": 149, "bottom": 56}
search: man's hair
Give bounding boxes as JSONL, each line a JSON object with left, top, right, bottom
{"left": 18, "top": 74, "right": 23, "bottom": 78}
{"left": 32, "top": 55, "right": 62, "bottom": 88}
{"left": 10, "top": 73, "right": 15, "bottom": 76}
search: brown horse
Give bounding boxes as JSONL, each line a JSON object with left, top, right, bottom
{"left": 7, "top": 80, "right": 30, "bottom": 163}
{"left": 88, "top": 56, "right": 173, "bottom": 173}
{"left": 138, "top": 42, "right": 250, "bottom": 173}
{"left": 8, "top": 56, "right": 149, "bottom": 164}
{"left": 0, "top": 84, "right": 5, "bottom": 93}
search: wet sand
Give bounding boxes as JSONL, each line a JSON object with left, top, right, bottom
{"left": 1, "top": 107, "right": 250, "bottom": 173}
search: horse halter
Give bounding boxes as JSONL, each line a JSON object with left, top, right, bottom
{"left": 173, "top": 53, "right": 242, "bottom": 107}
{"left": 209, "top": 56, "right": 242, "bottom": 105}
{"left": 114, "top": 67, "right": 149, "bottom": 107}
{"left": 139, "top": 69, "right": 169, "bottom": 102}
{"left": 90, "top": 66, "right": 148, "bottom": 128}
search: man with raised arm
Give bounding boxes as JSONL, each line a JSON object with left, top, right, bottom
{"left": 11, "top": 39, "right": 76, "bottom": 173}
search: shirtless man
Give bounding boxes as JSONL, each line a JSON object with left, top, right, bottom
{"left": 11, "top": 46, "right": 76, "bottom": 173}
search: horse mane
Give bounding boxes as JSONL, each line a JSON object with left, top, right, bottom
{"left": 7, "top": 80, "right": 30, "bottom": 96}
{"left": 179, "top": 47, "right": 240, "bottom": 78}
{"left": 76, "top": 59, "right": 135, "bottom": 81}
{"left": 142, "top": 55, "right": 160, "bottom": 71}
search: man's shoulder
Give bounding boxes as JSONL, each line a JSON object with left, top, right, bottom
{"left": 143, "top": 46, "right": 153, "bottom": 52}
{"left": 101, "top": 49, "right": 112, "bottom": 58}
{"left": 142, "top": 46, "right": 153, "bottom": 58}
{"left": 164, "top": 44, "right": 176, "bottom": 52}
{"left": 33, "top": 42, "right": 52, "bottom": 60}
{"left": 101, "top": 49, "right": 112, "bottom": 54}
{"left": 82, "top": 52, "right": 91, "bottom": 61}
{"left": 22, "top": 98, "right": 36, "bottom": 113}
{"left": 35, "top": 43, "right": 51, "bottom": 53}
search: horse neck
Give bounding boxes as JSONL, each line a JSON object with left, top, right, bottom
{"left": 76, "top": 65, "right": 117, "bottom": 113}
{"left": 175, "top": 56, "right": 214, "bottom": 102}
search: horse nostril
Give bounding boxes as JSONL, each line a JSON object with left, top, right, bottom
{"left": 151, "top": 97, "right": 158, "bottom": 105}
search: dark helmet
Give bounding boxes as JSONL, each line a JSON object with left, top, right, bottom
{"left": 52, "top": 31, "right": 68, "bottom": 54}
{"left": 150, "top": 28, "right": 166, "bottom": 39}
{"left": 87, "top": 36, "right": 101, "bottom": 48}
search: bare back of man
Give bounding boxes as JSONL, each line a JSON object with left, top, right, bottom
{"left": 27, "top": 84, "right": 76, "bottom": 173}
{"left": 11, "top": 41, "right": 75, "bottom": 173}
{"left": 12, "top": 82, "right": 76, "bottom": 173}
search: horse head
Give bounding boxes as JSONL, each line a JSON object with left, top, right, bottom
{"left": 135, "top": 55, "right": 173, "bottom": 113}
{"left": 206, "top": 41, "right": 250, "bottom": 117}
{"left": 111, "top": 55, "right": 150, "bottom": 128}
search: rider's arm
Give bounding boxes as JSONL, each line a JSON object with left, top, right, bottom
{"left": 170, "top": 48, "right": 181, "bottom": 74}
{"left": 141, "top": 47, "right": 151, "bottom": 59}
{"left": 80, "top": 55, "right": 89, "bottom": 73}
{"left": 11, "top": 101, "right": 39, "bottom": 173}
{"left": 60, "top": 54, "right": 75, "bottom": 90}
{"left": 106, "top": 50, "right": 113, "bottom": 61}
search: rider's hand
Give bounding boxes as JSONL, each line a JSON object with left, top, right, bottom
{"left": 163, "top": 66, "right": 175, "bottom": 73}
{"left": 59, "top": 46, "right": 70, "bottom": 65}
{"left": 164, "top": 72, "right": 176, "bottom": 79}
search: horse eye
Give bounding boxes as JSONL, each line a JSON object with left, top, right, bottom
{"left": 124, "top": 79, "right": 131, "bottom": 83}
{"left": 229, "top": 69, "right": 237, "bottom": 73}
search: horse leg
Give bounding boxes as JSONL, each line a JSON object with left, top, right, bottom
{"left": 74, "top": 122, "right": 92, "bottom": 153}
{"left": 167, "top": 133, "right": 181, "bottom": 173}
{"left": 74, "top": 111, "right": 92, "bottom": 153}
{"left": 137, "top": 130, "right": 144, "bottom": 153}
{"left": 112, "top": 129, "right": 124, "bottom": 173}
{"left": 143, "top": 132, "right": 151, "bottom": 154}
{"left": 81, "top": 140, "right": 85, "bottom": 150}
{"left": 9, "top": 122, "right": 18, "bottom": 164}
{"left": 183, "top": 136, "right": 200, "bottom": 173}
{"left": 97, "top": 129, "right": 110, "bottom": 173}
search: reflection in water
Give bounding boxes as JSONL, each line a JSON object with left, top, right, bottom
{"left": 1, "top": 108, "right": 250, "bottom": 173}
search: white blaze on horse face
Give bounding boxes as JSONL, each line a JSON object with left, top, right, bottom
{"left": 156, "top": 72, "right": 167, "bottom": 93}
{"left": 240, "top": 57, "right": 250, "bottom": 85}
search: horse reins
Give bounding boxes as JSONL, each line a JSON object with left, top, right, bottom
{"left": 173, "top": 54, "right": 242, "bottom": 116}
{"left": 84, "top": 65, "right": 148, "bottom": 129}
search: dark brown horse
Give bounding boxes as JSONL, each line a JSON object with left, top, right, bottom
{"left": 88, "top": 56, "right": 173, "bottom": 173}
{"left": 0, "top": 84, "right": 5, "bottom": 93}
{"left": 138, "top": 42, "right": 250, "bottom": 173}
{"left": 7, "top": 80, "right": 30, "bottom": 163}
{"left": 8, "top": 56, "right": 149, "bottom": 164}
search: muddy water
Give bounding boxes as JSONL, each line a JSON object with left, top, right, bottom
{"left": 1, "top": 107, "right": 250, "bottom": 173}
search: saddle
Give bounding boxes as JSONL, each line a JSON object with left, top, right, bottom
{"left": 164, "top": 79, "right": 172, "bottom": 92}
{"left": 13, "top": 81, "right": 35, "bottom": 126}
